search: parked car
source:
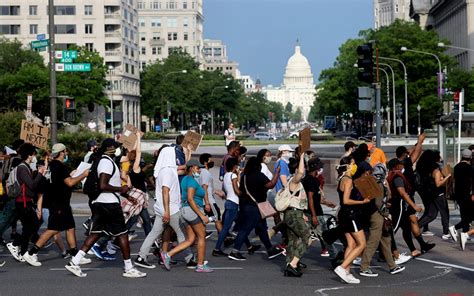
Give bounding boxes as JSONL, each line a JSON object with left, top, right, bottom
{"left": 253, "top": 131, "right": 276, "bottom": 141}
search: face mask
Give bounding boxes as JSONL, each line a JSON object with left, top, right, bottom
{"left": 263, "top": 156, "right": 272, "bottom": 164}
{"left": 304, "top": 154, "right": 310, "bottom": 164}
{"left": 207, "top": 161, "right": 215, "bottom": 169}
{"left": 31, "top": 156, "right": 37, "bottom": 164}
{"left": 114, "top": 147, "right": 121, "bottom": 157}
{"left": 318, "top": 168, "right": 324, "bottom": 175}
{"left": 193, "top": 169, "right": 200, "bottom": 179}
{"left": 63, "top": 155, "right": 69, "bottom": 163}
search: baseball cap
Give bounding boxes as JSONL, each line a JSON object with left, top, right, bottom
{"left": 186, "top": 159, "right": 205, "bottom": 168}
{"left": 100, "top": 138, "right": 121, "bottom": 150}
{"left": 278, "top": 144, "right": 294, "bottom": 152}
{"left": 52, "top": 143, "right": 66, "bottom": 155}
{"left": 462, "top": 149, "right": 472, "bottom": 159}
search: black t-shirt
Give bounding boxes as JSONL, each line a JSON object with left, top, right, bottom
{"left": 50, "top": 159, "right": 72, "bottom": 209}
{"left": 402, "top": 158, "right": 415, "bottom": 190}
{"left": 302, "top": 174, "right": 323, "bottom": 216}
{"left": 240, "top": 172, "right": 270, "bottom": 206}
{"left": 454, "top": 161, "right": 473, "bottom": 200}
{"left": 36, "top": 175, "right": 52, "bottom": 208}
{"left": 130, "top": 169, "right": 146, "bottom": 193}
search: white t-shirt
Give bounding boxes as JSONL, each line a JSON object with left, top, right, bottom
{"left": 223, "top": 172, "right": 239, "bottom": 204}
{"left": 199, "top": 168, "right": 215, "bottom": 204}
{"left": 154, "top": 167, "right": 181, "bottom": 216}
{"left": 224, "top": 128, "right": 235, "bottom": 147}
{"left": 261, "top": 163, "right": 273, "bottom": 180}
{"left": 94, "top": 156, "right": 121, "bottom": 204}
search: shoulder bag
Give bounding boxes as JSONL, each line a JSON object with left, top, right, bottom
{"left": 243, "top": 176, "right": 276, "bottom": 219}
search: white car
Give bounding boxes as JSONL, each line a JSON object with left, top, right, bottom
{"left": 253, "top": 132, "right": 276, "bottom": 141}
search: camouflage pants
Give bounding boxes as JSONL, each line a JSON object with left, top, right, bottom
{"left": 284, "top": 208, "right": 310, "bottom": 263}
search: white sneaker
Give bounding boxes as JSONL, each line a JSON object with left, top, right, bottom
{"left": 334, "top": 265, "right": 350, "bottom": 284}
{"left": 79, "top": 257, "right": 92, "bottom": 265}
{"left": 346, "top": 272, "right": 361, "bottom": 284}
{"left": 441, "top": 233, "right": 452, "bottom": 240}
{"left": 18, "top": 255, "right": 25, "bottom": 263}
{"left": 460, "top": 232, "right": 468, "bottom": 250}
{"left": 65, "top": 262, "right": 87, "bottom": 277}
{"left": 352, "top": 257, "right": 361, "bottom": 266}
{"left": 6, "top": 243, "right": 21, "bottom": 261}
{"left": 87, "top": 249, "right": 94, "bottom": 255}
{"left": 448, "top": 226, "right": 458, "bottom": 242}
{"left": 23, "top": 252, "right": 42, "bottom": 267}
{"left": 394, "top": 253, "right": 412, "bottom": 265}
{"left": 122, "top": 267, "right": 147, "bottom": 278}
{"left": 128, "top": 234, "right": 138, "bottom": 241}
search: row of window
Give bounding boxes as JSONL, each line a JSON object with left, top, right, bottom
{"left": 140, "top": 32, "right": 194, "bottom": 42}
{"left": 140, "top": 46, "right": 190, "bottom": 57}
{"left": 137, "top": 1, "right": 196, "bottom": 10}
{"left": 141, "top": 16, "right": 191, "bottom": 28}
{"left": 0, "top": 5, "right": 94, "bottom": 16}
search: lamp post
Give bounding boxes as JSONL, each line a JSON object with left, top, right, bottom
{"left": 379, "top": 56, "right": 408, "bottom": 136}
{"left": 379, "top": 62, "right": 396, "bottom": 135}
{"left": 379, "top": 67, "right": 391, "bottom": 135}
{"left": 438, "top": 42, "right": 474, "bottom": 52}
{"left": 417, "top": 104, "right": 421, "bottom": 135}
{"left": 108, "top": 65, "right": 114, "bottom": 135}
{"left": 401, "top": 47, "right": 444, "bottom": 157}
{"left": 160, "top": 69, "right": 187, "bottom": 133}
{"left": 210, "top": 85, "right": 229, "bottom": 135}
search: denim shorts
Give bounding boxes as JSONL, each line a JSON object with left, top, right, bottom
{"left": 180, "top": 206, "right": 204, "bottom": 225}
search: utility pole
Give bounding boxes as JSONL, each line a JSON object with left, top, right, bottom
{"left": 375, "top": 46, "right": 381, "bottom": 147}
{"left": 48, "top": 0, "right": 57, "bottom": 144}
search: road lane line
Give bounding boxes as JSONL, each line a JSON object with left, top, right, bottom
{"left": 415, "top": 258, "right": 474, "bottom": 272}
{"left": 50, "top": 268, "right": 101, "bottom": 271}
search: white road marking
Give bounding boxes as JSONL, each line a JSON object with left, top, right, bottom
{"left": 50, "top": 268, "right": 101, "bottom": 271}
{"left": 415, "top": 257, "right": 474, "bottom": 272}
{"left": 210, "top": 267, "right": 243, "bottom": 270}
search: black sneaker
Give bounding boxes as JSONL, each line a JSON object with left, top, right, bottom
{"left": 186, "top": 259, "right": 198, "bottom": 268}
{"left": 228, "top": 251, "right": 246, "bottom": 261}
{"left": 284, "top": 264, "right": 303, "bottom": 277}
{"left": 421, "top": 243, "right": 436, "bottom": 254}
{"left": 247, "top": 244, "right": 261, "bottom": 255}
{"left": 223, "top": 237, "right": 235, "bottom": 248}
{"left": 62, "top": 250, "right": 72, "bottom": 259}
{"left": 267, "top": 246, "right": 284, "bottom": 259}
{"left": 212, "top": 249, "right": 228, "bottom": 257}
{"left": 297, "top": 261, "right": 307, "bottom": 270}
{"left": 359, "top": 268, "right": 379, "bottom": 277}
{"left": 390, "top": 265, "right": 405, "bottom": 275}
{"left": 134, "top": 256, "right": 156, "bottom": 269}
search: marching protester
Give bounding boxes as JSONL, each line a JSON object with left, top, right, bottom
{"left": 23, "top": 143, "right": 90, "bottom": 267}
{"left": 199, "top": 153, "right": 223, "bottom": 236}
{"left": 224, "top": 122, "right": 236, "bottom": 147}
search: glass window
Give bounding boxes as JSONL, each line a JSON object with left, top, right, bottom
{"left": 30, "top": 24, "right": 38, "bottom": 35}
{"left": 54, "top": 6, "right": 76, "bottom": 15}
{"left": 152, "top": 32, "right": 160, "bottom": 40}
{"left": 137, "top": 2, "right": 144, "bottom": 9}
{"left": 125, "top": 63, "right": 129, "bottom": 73}
{"left": 85, "top": 24, "right": 93, "bottom": 34}
{"left": 85, "top": 43, "right": 93, "bottom": 51}
{"left": 167, "top": 17, "right": 177, "bottom": 27}
{"left": 167, "top": 2, "right": 177, "bottom": 9}
{"left": 0, "top": 25, "right": 20, "bottom": 34}
{"left": 183, "top": 2, "right": 188, "bottom": 9}
{"left": 125, "top": 27, "right": 129, "bottom": 38}
{"left": 141, "top": 47, "right": 146, "bottom": 54}
{"left": 0, "top": 6, "right": 20, "bottom": 15}
{"left": 183, "top": 17, "right": 188, "bottom": 27}
{"left": 152, "top": 2, "right": 160, "bottom": 9}
{"left": 139, "top": 18, "right": 145, "bottom": 26}
{"left": 29, "top": 5, "right": 38, "bottom": 16}
{"left": 140, "top": 33, "right": 146, "bottom": 41}
{"left": 125, "top": 45, "right": 129, "bottom": 56}
{"left": 54, "top": 24, "right": 76, "bottom": 34}
{"left": 183, "top": 32, "right": 188, "bottom": 41}
{"left": 152, "top": 47, "right": 157, "bottom": 55}
{"left": 84, "top": 5, "right": 93, "bottom": 15}
{"left": 151, "top": 18, "right": 161, "bottom": 27}
{"left": 131, "top": 65, "right": 135, "bottom": 75}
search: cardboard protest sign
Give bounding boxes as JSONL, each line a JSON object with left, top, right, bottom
{"left": 20, "top": 120, "right": 49, "bottom": 150}
{"left": 354, "top": 175, "right": 383, "bottom": 200}
{"left": 298, "top": 127, "right": 311, "bottom": 153}
{"left": 182, "top": 131, "right": 203, "bottom": 151}
{"left": 118, "top": 124, "right": 143, "bottom": 151}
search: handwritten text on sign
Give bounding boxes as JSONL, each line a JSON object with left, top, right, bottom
{"left": 20, "top": 120, "right": 49, "bottom": 150}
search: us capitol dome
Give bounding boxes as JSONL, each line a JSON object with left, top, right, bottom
{"left": 263, "top": 43, "right": 316, "bottom": 122}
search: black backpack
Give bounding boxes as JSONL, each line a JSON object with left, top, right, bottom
{"left": 83, "top": 155, "right": 116, "bottom": 201}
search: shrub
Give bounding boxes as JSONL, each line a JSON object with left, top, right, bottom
{"left": 57, "top": 128, "right": 108, "bottom": 168}
{"left": 0, "top": 111, "right": 24, "bottom": 148}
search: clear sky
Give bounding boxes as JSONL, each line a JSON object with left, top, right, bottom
{"left": 203, "top": 0, "right": 373, "bottom": 85}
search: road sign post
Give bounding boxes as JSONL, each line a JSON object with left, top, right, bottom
{"left": 31, "top": 39, "right": 49, "bottom": 49}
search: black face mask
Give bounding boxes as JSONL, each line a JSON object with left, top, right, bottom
{"left": 208, "top": 161, "right": 215, "bottom": 169}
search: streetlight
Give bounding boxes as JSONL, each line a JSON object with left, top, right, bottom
{"left": 210, "top": 85, "right": 229, "bottom": 135}
{"left": 379, "top": 62, "right": 396, "bottom": 135}
{"left": 401, "top": 46, "right": 444, "bottom": 157}
{"left": 379, "top": 56, "right": 408, "bottom": 136}
{"left": 108, "top": 65, "right": 114, "bottom": 135}
{"left": 417, "top": 104, "right": 421, "bottom": 135}
{"left": 160, "top": 69, "right": 187, "bottom": 133}
{"left": 438, "top": 42, "right": 474, "bottom": 52}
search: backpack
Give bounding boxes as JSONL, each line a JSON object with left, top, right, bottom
{"left": 83, "top": 155, "right": 116, "bottom": 201}
{"left": 275, "top": 178, "right": 303, "bottom": 212}
{"left": 6, "top": 163, "right": 27, "bottom": 199}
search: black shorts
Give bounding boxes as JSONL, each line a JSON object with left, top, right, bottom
{"left": 89, "top": 203, "right": 127, "bottom": 237}
{"left": 48, "top": 206, "right": 75, "bottom": 231}
{"left": 338, "top": 212, "right": 364, "bottom": 233}
{"left": 205, "top": 203, "right": 222, "bottom": 220}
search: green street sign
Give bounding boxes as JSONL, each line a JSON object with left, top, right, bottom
{"left": 63, "top": 50, "right": 77, "bottom": 59}
{"left": 60, "top": 57, "right": 74, "bottom": 63}
{"left": 31, "top": 39, "right": 49, "bottom": 49}
{"left": 64, "top": 63, "right": 91, "bottom": 72}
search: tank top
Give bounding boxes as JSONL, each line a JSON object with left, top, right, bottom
{"left": 129, "top": 169, "right": 146, "bottom": 193}
{"left": 337, "top": 175, "right": 363, "bottom": 216}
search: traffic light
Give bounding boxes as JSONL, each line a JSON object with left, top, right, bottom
{"left": 63, "top": 97, "right": 76, "bottom": 122}
{"left": 356, "top": 44, "right": 374, "bottom": 83}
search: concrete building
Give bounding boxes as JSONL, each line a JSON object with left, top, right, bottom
{"left": 235, "top": 70, "right": 256, "bottom": 93}
{"left": 202, "top": 39, "right": 238, "bottom": 77}
{"left": 0, "top": 0, "right": 141, "bottom": 133}
{"left": 262, "top": 44, "right": 316, "bottom": 122}
{"left": 137, "top": 0, "right": 204, "bottom": 70}
{"left": 374, "top": 0, "right": 412, "bottom": 28}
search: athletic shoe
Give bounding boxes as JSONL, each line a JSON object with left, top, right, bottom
{"left": 321, "top": 249, "right": 330, "bottom": 257}
{"left": 134, "top": 256, "right": 156, "bottom": 269}
{"left": 421, "top": 243, "right": 436, "bottom": 254}
{"left": 65, "top": 262, "right": 87, "bottom": 277}
{"left": 247, "top": 244, "right": 261, "bottom": 255}
{"left": 82, "top": 218, "right": 91, "bottom": 231}
{"left": 267, "top": 246, "right": 284, "bottom": 259}
{"left": 310, "top": 231, "right": 318, "bottom": 242}
{"left": 441, "top": 233, "right": 452, "bottom": 240}
{"left": 212, "top": 249, "right": 227, "bottom": 257}
{"left": 107, "top": 241, "right": 118, "bottom": 255}
{"left": 352, "top": 257, "right": 362, "bottom": 266}
{"left": 390, "top": 265, "right": 405, "bottom": 275}
{"left": 23, "top": 252, "right": 42, "bottom": 267}
{"left": 122, "top": 267, "right": 146, "bottom": 278}
{"left": 460, "top": 232, "right": 468, "bottom": 250}
{"left": 394, "top": 253, "right": 411, "bottom": 265}
{"left": 160, "top": 252, "right": 171, "bottom": 271}
{"left": 346, "top": 272, "right": 361, "bottom": 284}
{"left": 0, "top": 261, "right": 5, "bottom": 267}
{"left": 17, "top": 255, "right": 25, "bottom": 263}
{"left": 79, "top": 257, "right": 92, "bottom": 265}
{"left": 101, "top": 251, "right": 116, "bottom": 261}
{"left": 359, "top": 268, "right": 378, "bottom": 277}
{"left": 422, "top": 231, "right": 434, "bottom": 237}
{"left": 186, "top": 259, "right": 208, "bottom": 269}
{"left": 6, "top": 243, "right": 21, "bottom": 262}
{"left": 195, "top": 263, "right": 214, "bottom": 273}
{"left": 86, "top": 249, "right": 94, "bottom": 255}
{"left": 62, "top": 250, "right": 72, "bottom": 259}
{"left": 128, "top": 233, "right": 138, "bottom": 241}
{"left": 205, "top": 231, "right": 214, "bottom": 239}
{"left": 448, "top": 226, "right": 458, "bottom": 242}
{"left": 334, "top": 266, "right": 350, "bottom": 284}
{"left": 90, "top": 245, "right": 105, "bottom": 260}
{"left": 228, "top": 251, "right": 246, "bottom": 261}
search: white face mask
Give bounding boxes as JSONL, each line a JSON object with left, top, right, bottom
{"left": 114, "top": 147, "right": 121, "bottom": 157}
{"left": 318, "top": 168, "right": 324, "bottom": 175}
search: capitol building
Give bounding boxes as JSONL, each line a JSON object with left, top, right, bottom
{"left": 262, "top": 44, "right": 316, "bottom": 122}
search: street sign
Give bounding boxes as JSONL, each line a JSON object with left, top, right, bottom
{"left": 60, "top": 57, "right": 74, "bottom": 63}
{"left": 55, "top": 63, "right": 65, "bottom": 72}
{"left": 36, "top": 34, "right": 46, "bottom": 41}
{"left": 55, "top": 50, "right": 77, "bottom": 59}
{"left": 397, "top": 119, "right": 403, "bottom": 127}
{"left": 26, "top": 93, "right": 32, "bottom": 117}
{"left": 31, "top": 39, "right": 49, "bottom": 49}
{"left": 56, "top": 63, "right": 91, "bottom": 72}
